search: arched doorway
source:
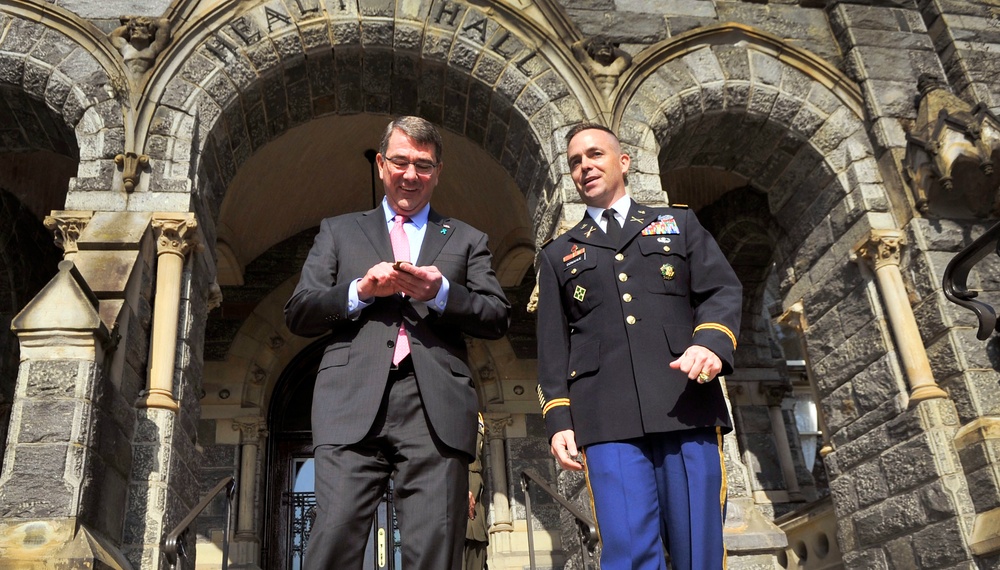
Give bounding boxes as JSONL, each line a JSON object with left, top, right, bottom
{"left": 264, "top": 337, "right": 401, "bottom": 570}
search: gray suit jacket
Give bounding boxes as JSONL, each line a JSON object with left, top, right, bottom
{"left": 284, "top": 206, "right": 510, "bottom": 457}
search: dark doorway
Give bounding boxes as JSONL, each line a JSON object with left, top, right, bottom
{"left": 264, "top": 337, "right": 401, "bottom": 569}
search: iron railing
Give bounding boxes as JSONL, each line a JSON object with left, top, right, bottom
{"left": 520, "top": 468, "right": 599, "bottom": 570}
{"left": 943, "top": 221, "right": 1000, "bottom": 340}
{"left": 163, "top": 475, "right": 237, "bottom": 570}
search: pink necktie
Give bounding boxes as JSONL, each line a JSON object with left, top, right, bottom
{"left": 389, "top": 215, "right": 411, "bottom": 365}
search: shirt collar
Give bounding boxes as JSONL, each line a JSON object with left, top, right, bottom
{"left": 587, "top": 195, "right": 632, "bottom": 224}
{"left": 382, "top": 198, "right": 430, "bottom": 229}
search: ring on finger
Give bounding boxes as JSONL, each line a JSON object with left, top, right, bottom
{"left": 697, "top": 370, "right": 711, "bottom": 383}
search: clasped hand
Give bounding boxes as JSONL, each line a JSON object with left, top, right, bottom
{"left": 357, "top": 261, "right": 442, "bottom": 302}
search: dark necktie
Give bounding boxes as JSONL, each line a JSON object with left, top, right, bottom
{"left": 603, "top": 208, "right": 621, "bottom": 245}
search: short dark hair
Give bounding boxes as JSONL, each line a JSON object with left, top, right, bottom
{"left": 379, "top": 116, "right": 444, "bottom": 163}
{"left": 565, "top": 123, "right": 619, "bottom": 146}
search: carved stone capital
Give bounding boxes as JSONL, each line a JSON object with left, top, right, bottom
{"left": 777, "top": 301, "right": 806, "bottom": 333}
{"left": 484, "top": 414, "right": 513, "bottom": 439}
{"left": 151, "top": 214, "right": 199, "bottom": 258}
{"left": 760, "top": 383, "right": 792, "bottom": 407}
{"left": 853, "top": 229, "right": 906, "bottom": 271}
{"left": 232, "top": 418, "right": 268, "bottom": 444}
{"left": 43, "top": 212, "right": 93, "bottom": 257}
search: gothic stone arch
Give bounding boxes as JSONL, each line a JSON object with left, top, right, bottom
{"left": 142, "top": 0, "right": 597, "bottom": 254}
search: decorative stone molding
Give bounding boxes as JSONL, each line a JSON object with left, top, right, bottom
{"left": 43, "top": 212, "right": 93, "bottom": 259}
{"left": 114, "top": 152, "right": 149, "bottom": 192}
{"left": 905, "top": 74, "right": 1000, "bottom": 217}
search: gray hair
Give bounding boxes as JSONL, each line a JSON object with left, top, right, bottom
{"left": 379, "top": 116, "right": 444, "bottom": 163}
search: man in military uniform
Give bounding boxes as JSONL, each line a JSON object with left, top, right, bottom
{"left": 535, "top": 124, "right": 742, "bottom": 570}
{"left": 464, "top": 413, "right": 488, "bottom": 570}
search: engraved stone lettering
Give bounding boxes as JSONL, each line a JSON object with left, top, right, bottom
{"left": 435, "top": 1, "right": 462, "bottom": 27}
{"left": 266, "top": 7, "right": 293, "bottom": 32}
{"left": 462, "top": 17, "right": 488, "bottom": 44}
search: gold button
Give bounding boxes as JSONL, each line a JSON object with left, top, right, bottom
{"left": 618, "top": 273, "right": 628, "bottom": 282}
{"left": 615, "top": 253, "right": 624, "bottom": 261}
{"left": 570, "top": 268, "right": 577, "bottom": 274}
{"left": 663, "top": 246, "right": 671, "bottom": 252}
{"left": 626, "top": 315, "right": 636, "bottom": 325}
{"left": 570, "top": 370, "right": 577, "bottom": 377}
{"left": 623, "top": 293, "right": 632, "bottom": 302}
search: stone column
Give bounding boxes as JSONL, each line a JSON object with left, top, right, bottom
{"left": 853, "top": 229, "right": 948, "bottom": 404}
{"left": 137, "top": 213, "right": 199, "bottom": 412}
{"left": 777, "top": 302, "right": 833, "bottom": 457}
{"left": 760, "top": 384, "right": 803, "bottom": 502}
{"left": 484, "top": 414, "right": 513, "bottom": 553}
{"left": 233, "top": 418, "right": 267, "bottom": 540}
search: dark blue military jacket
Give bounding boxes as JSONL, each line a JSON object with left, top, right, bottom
{"left": 536, "top": 202, "right": 742, "bottom": 447}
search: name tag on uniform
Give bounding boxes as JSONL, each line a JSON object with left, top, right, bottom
{"left": 563, "top": 245, "right": 586, "bottom": 267}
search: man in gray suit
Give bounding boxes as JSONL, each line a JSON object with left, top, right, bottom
{"left": 284, "top": 116, "right": 510, "bottom": 570}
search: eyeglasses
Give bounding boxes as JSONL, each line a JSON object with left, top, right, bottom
{"left": 384, "top": 156, "right": 439, "bottom": 175}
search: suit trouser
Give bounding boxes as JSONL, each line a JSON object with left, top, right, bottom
{"left": 304, "top": 364, "right": 468, "bottom": 570}
{"left": 584, "top": 428, "right": 727, "bottom": 570}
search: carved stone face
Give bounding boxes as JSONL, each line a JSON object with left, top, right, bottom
{"left": 126, "top": 17, "right": 154, "bottom": 42}
{"left": 587, "top": 38, "right": 616, "bottom": 66}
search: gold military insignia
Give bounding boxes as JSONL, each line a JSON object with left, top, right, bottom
{"left": 573, "top": 285, "right": 587, "bottom": 301}
{"left": 584, "top": 226, "right": 596, "bottom": 238}
{"left": 630, "top": 216, "right": 645, "bottom": 225}
{"left": 660, "top": 264, "right": 675, "bottom": 280}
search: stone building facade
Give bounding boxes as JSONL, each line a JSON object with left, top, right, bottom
{"left": 0, "top": 0, "right": 998, "bottom": 569}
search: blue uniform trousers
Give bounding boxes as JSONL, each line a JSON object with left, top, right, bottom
{"left": 584, "top": 428, "right": 727, "bottom": 570}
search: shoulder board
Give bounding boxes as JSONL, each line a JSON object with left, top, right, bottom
{"left": 668, "top": 203, "right": 689, "bottom": 209}
{"left": 540, "top": 237, "right": 555, "bottom": 249}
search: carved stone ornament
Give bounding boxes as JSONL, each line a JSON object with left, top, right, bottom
{"left": 152, "top": 215, "right": 199, "bottom": 257}
{"left": 232, "top": 418, "right": 268, "bottom": 444}
{"left": 109, "top": 16, "right": 171, "bottom": 75}
{"left": 114, "top": 152, "right": 150, "bottom": 192}
{"left": 207, "top": 280, "right": 223, "bottom": 311}
{"left": 484, "top": 414, "right": 513, "bottom": 439}
{"left": 905, "top": 74, "right": 1000, "bottom": 217}
{"left": 760, "top": 383, "right": 792, "bottom": 407}
{"left": 854, "top": 229, "right": 906, "bottom": 271}
{"left": 43, "top": 213, "right": 92, "bottom": 256}
{"left": 572, "top": 36, "right": 632, "bottom": 98}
